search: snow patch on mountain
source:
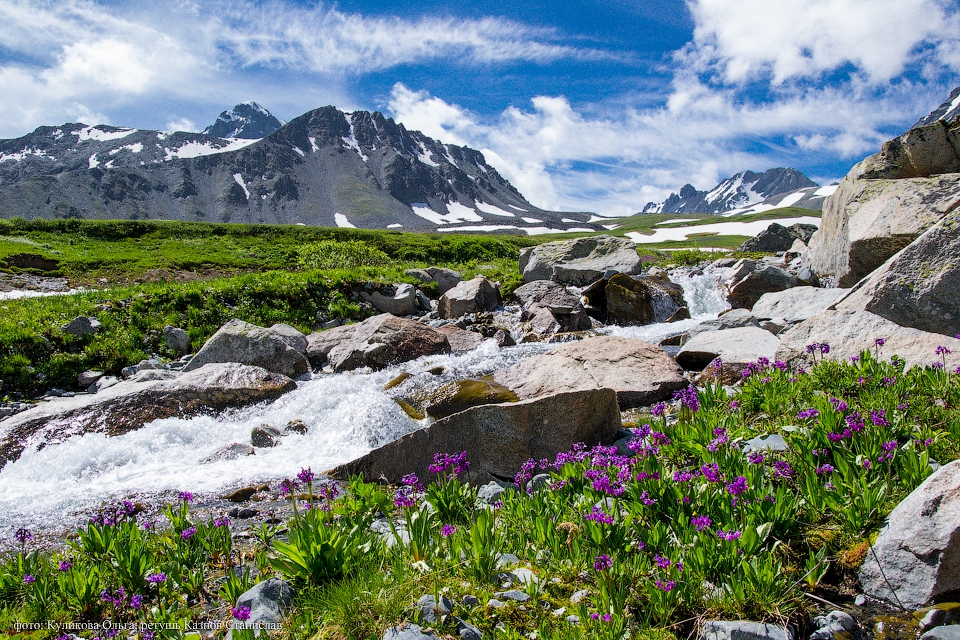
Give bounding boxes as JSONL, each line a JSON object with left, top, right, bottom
{"left": 334, "top": 213, "right": 356, "bottom": 228}
{"left": 162, "top": 138, "right": 258, "bottom": 160}
{"left": 202, "top": 102, "right": 283, "bottom": 139}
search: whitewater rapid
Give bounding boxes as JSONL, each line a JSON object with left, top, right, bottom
{"left": 0, "top": 271, "right": 729, "bottom": 532}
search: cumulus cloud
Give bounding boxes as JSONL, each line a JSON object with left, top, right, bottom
{"left": 165, "top": 117, "right": 197, "bottom": 132}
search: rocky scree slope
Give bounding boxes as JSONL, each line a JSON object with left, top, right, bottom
{"left": 642, "top": 167, "right": 819, "bottom": 214}
{"left": 0, "top": 105, "right": 597, "bottom": 233}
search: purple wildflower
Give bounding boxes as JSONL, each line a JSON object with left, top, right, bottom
{"left": 797, "top": 408, "right": 820, "bottom": 420}
{"left": 717, "top": 529, "right": 742, "bottom": 541}
{"left": 691, "top": 515, "right": 712, "bottom": 531}
{"left": 726, "top": 476, "right": 749, "bottom": 496}
{"left": 815, "top": 464, "right": 835, "bottom": 475}
{"left": 130, "top": 594, "right": 143, "bottom": 610}
{"left": 936, "top": 345, "right": 952, "bottom": 356}
{"left": 146, "top": 572, "right": 166, "bottom": 584}
{"left": 178, "top": 491, "right": 194, "bottom": 503}
{"left": 181, "top": 527, "right": 196, "bottom": 541}
{"left": 232, "top": 606, "right": 251, "bottom": 621}
{"left": 13, "top": 528, "right": 32, "bottom": 544}
{"left": 654, "top": 554, "right": 672, "bottom": 570}
{"left": 651, "top": 402, "right": 667, "bottom": 417}
{"left": 655, "top": 578, "right": 676, "bottom": 592}
{"left": 297, "top": 468, "right": 315, "bottom": 485}
{"left": 773, "top": 460, "right": 794, "bottom": 479}
{"left": 59, "top": 560, "right": 73, "bottom": 571}
{"left": 279, "top": 478, "right": 300, "bottom": 495}
{"left": 593, "top": 554, "right": 613, "bottom": 571}
{"left": 584, "top": 506, "right": 614, "bottom": 525}
{"left": 441, "top": 524, "right": 457, "bottom": 537}
{"left": 23, "top": 574, "right": 35, "bottom": 584}
{"left": 747, "top": 452, "right": 765, "bottom": 465}
{"left": 701, "top": 463, "right": 721, "bottom": 483}
{"left": 213, "top": 517, "right": 230, "bottom": 528}
{"left": 871, "top": 409, "right": 890, "bottom": 427}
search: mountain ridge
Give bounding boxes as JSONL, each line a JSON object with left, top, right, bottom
{"left": 643, "top": 167, "right": 819, "bottom": 214}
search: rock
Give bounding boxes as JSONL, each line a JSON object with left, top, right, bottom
{"left": 88, "top": 375, "right": 120, "bottom": 393}
{"left": 331, "top": 388, "right": 621, "bottom": 485}
{"left": 922, "top": 627, "right": 960, "bottom": 640}
{"left": 784, "top": 239, "right": 808, "bottom": 262}
{"left": 856, "top": 121, "right": 960, "bottom": 180}
{"left": 77, "top": 370, "right": 104, "bottom": 387}
{"left": 680, "top": 309, "right": 760, "bottom": 345}
{"left": 810, "top": 611, "right": 858, "bottom": 640}
{"left": 417, "top": 594, "right": 453, "bottom": 623}
{"left": 519, "top": 235, "right": 643, "bottom": 286}
{"left": 229, "top": 507, "right": 260, "bottom": 519}
{"left": 407, "top": 267, "right": 462, "bottom": 295}
{"left": 461, "top": 595, "right": 480, "bottom": 607}
{"left": 676, "top": 327, "right": 781, "bottom": 371}
{"left": 513, "top": 280, "right": 592, "bottom": 333}
{"left": 527, "top": 474, "right": 551, "bottom": 492}
{"left": 742, "top": 434, "right": 787, "bottom": 453}
{"left": 751, "top": 287, "right": 848, "bottom": 325}
{"left": 268, "top": 323, "right": 308, "bottom": 354}
{"left": 806, "top": 171, "right": 960, "bottom": 287}
{"left": 834, "top": 209, "right": 960, "bottom": 337}
{"left": 61, "top": 316, "right": 101, "bottom": 336}
{"left": 121, "top": 358, "right": 161, "bottom": 379}
{"left": 453, "top": 617, "right": 482, "bottom": 640}
{"left": 486, "top": 599, "right": 505, "bottom": 609}
{"left": 251, "top": 425, "right": 282, "bottom": 448}
{"left": 424, "top": 379, "right": 519, "bottom": 420}
{"left": 362, "top": 284, "right": 420, "bottom": 317}
{"left": 775, "top": 310, "right": 960, "bottom": 371}
{"left": 224, "top": 486, "right": 258, "bottom": 502}
{"left": 724, "top": 259, "right": 798, "bottom": 309}
{"left": 859, "top": 460, "right": 960, "bottom": 610}
{"left": 306, "top": 314, "right": 450, "bottom": 372}
{"left": 439, "top": 276, "right": 501, "bottom": 319}
{"left": 382, "top": 624, "right": 439, "bottom": 640}
{"left": 495, "top": 590, "right": 531, "bottom": 602}
{"left": 738, "top": 223, "right": 806, "bottom": 252}
{"left": 492, "top": 329, "right": 515, "bottom": 348}
{"left": 0, "top": 364, "right": 295, "bottom": 469}
{"left": 478, "top": 482, "right": 507, "bottom": 504}
{"left": 164, "top": 325, "right": 191, "bottom": 354}
{"left": 604, "top": 274, "right": 689, "bottom": 326}
{"left": 183, "top": 319, "right": 310, "bottom": 379}
{"left": 916, "top": 603, "right": 960, "bottom": 631}
{"left": 233, "top": 578, "right": 294, "bottom": 629}
{"left": 437, "top": 325, "right": 485, "bottom": 353}
{"left": 493, "top": 336, "right": 687, "bottom": 409}
{"left": 796, "top": 265, "right": 820, "bottom": 287}
{"left": 202, "top": 443, "right": 256, "bottom": 463}
{"left": 570, "top": 590, "right": 589, "bottom": 604}
{"left": 700, "top": 621, "right": 793, "bottom": 640}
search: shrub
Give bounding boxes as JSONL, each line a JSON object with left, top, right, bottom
{"left": 297, "top": 240, "right": 390, "bottom": 270}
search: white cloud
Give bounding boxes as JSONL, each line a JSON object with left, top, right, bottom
{"left": 684, "top": 0, "right": 959, "bottom": 84}
{"left": 165, "top": 117, "right": 197, "bottom": 132}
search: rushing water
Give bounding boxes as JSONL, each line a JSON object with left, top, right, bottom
{"left": 0, "top": 272, "right": 729, "bottom": 531}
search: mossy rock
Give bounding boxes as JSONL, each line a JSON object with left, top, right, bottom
{"left": 424, "top": 378, "right": 520, "bottom": 419}
{"left": 393, "top": 397, "right": 425, "bottom": 420}
{"left": 383, "top": 371, "right": 413, "bottom": 390}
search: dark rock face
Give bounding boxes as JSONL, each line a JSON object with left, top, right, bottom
{"left": 203, "top": 102, "right": 283, "bottom": 139}
{"left": 513, "top": 280, "right": 592, "bottom": 335}
{"left": 738, "top": 223, "right": 818, "bottom": 252}
{"left": 604, "top": 274, "right": 689, "bottom": 326}
{"left": 643, "top": 168, "right": 818, "bottom": 214}
{"left": 723, "top": 259, "right": 798, "bottom": 309}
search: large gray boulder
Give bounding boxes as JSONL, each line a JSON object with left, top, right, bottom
{"left": 680, "top": 309, "right": 759, "bottom": 346}
{"left": 183, "top": 319, "right": 309, "bottom": 379}
{"left": 700, "top": 621, "right": 793, "bottom": 640}
{"left": 331, "top": 388, "right": 621, "bottom": 485}
{"left": 438, "top": 276, "right": 501, "bottom": 319}
{"left": 676, "top": 326, "right": 780, "bottom": 371}
{"left": 406, "top": 267, "right": 462, "bottom": 295}
{"left": 306, "top": 314, "right": 450, "bottom": 372}
{"left": 856, "top": 120, "right": 960, "bottom": 180}
{"left": 164, "top": 325, "right": 191, "bottom": 354}
{"left": 835, "top": 208, "right": 960, "bottom": 337}
{"left": 519, "top": 235, "right": 643, "bottom": 286}
{"left": 738, "top": 223, "right": 816, "bottom": 253}
{"left": 604, "top": 274, "right": 689, "bottom": 326}
{"left": 361, "top": 284, "right": 420, "bottom": 317}
{"left": 752, "top": 287, "right": 848, "bottom": 325}
{"left": 493, "top": 336, "right": 687, "bottom": 409}
{"left": 0, "top": 363, "right": 296, "bottom": 469}
{"left": 513, "top": 280, "right": 592, "bottom": 335}
{"left": 859, "top": 460, "right": 960, "bottom": 610}
{"left": 775, "top": 309, "right": 960, "bottom": 370}
{"left": 436, "top": 325, "right": 484, "bottom": 353}
{"left": 61, "top": 316, "right": 101, "bottom": 336}
{"left": 723, "top": 259, "right": 798, "bottom": 309}
{"left": 232, "top": 578, "right": 294, "bottom": 631}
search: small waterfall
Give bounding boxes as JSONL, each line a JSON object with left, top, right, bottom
{"left": 672, "top": 270, "right": 730, "bottom": 318}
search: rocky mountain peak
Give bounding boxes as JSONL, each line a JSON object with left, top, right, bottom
{"left": 643, "top": 167, "right": 818, "bottom": 214}
{"left": 913, "top": 86, "right": 960, "bottom": 128}
{"left": 202, "top": 102, "right": 284, "bottom": 139}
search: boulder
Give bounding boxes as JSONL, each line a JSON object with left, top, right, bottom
{"left": 438, "top": 276, "right": 500, "bottom": 319}
{"left": 406, "top": 267, "right": 462, "bottom": 295}
{"left": 775, "top": 309, "right": 960, "bottom": 371}
{"left": 424, "top": 379, "right": 520, "bottom": 419}
{"left": 383, "top": 624, "right": 438, "bottom": 640}
{"left": 809, "top": 611, "right": 858, "bottom": 640}
{"left": 183, "top": 319, "right": 309, "bottom": 379}
{"left": 164, "top": 325, "right": 191, "bottom": 354}
{"left": 437, "top": 325, "right": 484, "bottom": 353}
{"left": 680, "top": 309, "right": 759, "bottom": 346}
{"left": 700, "top": 621, "right": 793, "bottom": 640}
{"left": 738, "top": 223, "right": 804, "bottom": 252}
{"left": 306, "top": 314, "right": 450, "bottom": 372}
{"left": 493, "top": 336, "right": 687, "bottom": 409}
{"left": 416, "top": 594, "right": 453, "bottom": 623}
{"left": 806, "top": 171, "right": 960, "bottom": 287}
{"left": 361, "top": 284, "right": 420, "bottom": 317}
{"left": 605, "top": 274, "right": 689, "bottom": 326}
{"left": 859, "top": 460, "right": 960, "bottom": 610}
{"left": 331, "top": 388, "right": 621, "bottom": 485}
{"left": 923, "top": 628, "right": 960, "bottom": 640}
{"left": 233, "top": 578, "right": 294, "bottom": 632}
{"left": 855, "top": 121, "right": 960, "bottom": 180}
{"left": 268, "top": 323, "right": 308, "bottom": 354}
{"left": 519, "top": 235, "right": 643, "bottom": 286}
{"left": 513, "top": 280, "right": 592, "bottom": 333}
{"left": 834, "top": 209, "right": 960, "bottom": 337}
{"left": 61, "top": 316, "right": 101, "bottom": 336}
{"left": 789, "top": 223, "right": 818, "bottom": 244}
{"left": 723, "top": 259, "right": 798, "bottom": 309}
{"left": 676, "top": 327, "right": 781, "bottom": 371}
{"left": 202, "top": 443, "right": 256, "bottom": 463}
{"left": 751, "top": 287, "right": 848, "bottom": 325}
{"left": 0, "top": 364, "right": 295, "bottom": 469}
{"left": 77, "top": 370, "right": 104, "bottom": 387}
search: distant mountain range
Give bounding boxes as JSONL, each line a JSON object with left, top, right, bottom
{"left": 642, "top": 168, "right": 820, "bottom": 215}
{"left": 0, "top": 105, "right": 599, "bottom": 234}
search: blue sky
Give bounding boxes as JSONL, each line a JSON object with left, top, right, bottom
{"left": 0, "top": 0, "right": 958, "bottom": 214}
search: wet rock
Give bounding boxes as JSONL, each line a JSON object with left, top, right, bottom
{"left": 676, "top": 327, "right": 781, "bottom": 371}
{"left": 751, "top": 287, "right": 846, "bottom": 325}
{"left": 700, "top": 621, "right": 794, "bottom": 640}
{"left": 202, "top": 443, "right": 256, "bottom": 463}
{"left": 228, "top": 507, "right": 260, "bottom": 519}
{"left": 164, "top": 325, "right": 191, "bottom": 354}
{"left": 493, "top": 336, "right": 687, "bottom": 409}
{"left": 224, "top": 486, "right": 258, "bottom": 502}
{"left": 361, "top": 283, "right": 420, "bottom": 317}
{"left": 424, "top": 379, "right": 519, "bottom": 419}
{"left": 680, "top": 309, "right": 760, "bottom": 345}
{"left": 306, "top": 314, "right": 450, "bottom": 372}
{"left": 916, "top": 603, "right": 960, "bottom": 631}
{"left": 437, "top": 325, "right": 485, "bottom": 353}
{"left": 183, "top": 319, "right": 310, "bottom": 379}
{"left": 62, "top": 316, "right": 101, "bottom": 336}
{"left": 1, "top": 364, "right": 294, "bottom": 469}
{"left": 439, "top": 276, "right": 501, "bottom": 319}
{"left": 513, "top": 280, "right": 592, "bottom": 334}
{"left": 332, "top": 388, "right": 621, "bottom": 485}
{"left": 605, "top": 274, "right": 689, "bottom": 326}
{"left": 810, "top": 611, "right": 858, "bottom": 640}
{"left": 724, "top": 259, "right": 798, "bottom": 309}
{"left": 383, "top": 372, "right": 414, "bottom": 390}
{"left": 251, "top": 425, "right": 282, "bottom": 448}
{"left": 860, "top": 460, "right": 960, "bottom": 610}
{"left": 285, "top": 419, "right": 308, "bottom": 435}
{"left": 519, "top": 235, "right": 643, "bottom": 286}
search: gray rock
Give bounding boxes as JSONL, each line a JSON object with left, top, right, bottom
{"left": 570, "top": 589, "right": 589, "bottom": 604}
{"left": 461, "top": 595, "right": 480, "bottom": 607}
{"left": 437, "top": 325, "right": 484, "bottom": 354}
{"left": 382, "top": 623, "right": 438, "bottom": 640}
{"left": 495, "top": 590, "right": 531, "bottom": 602}
{"left": 439, "top": 277, "right": 501, "bottom": 319}
{"left": 407, "top": 267, "right": 463, "bottom": 295}
{"left": 566, "top": 615, "right": 580, "bottom": 623}
{"left": 486, "top": 599, "right": 505, "bottom": 609}
{"left": 493, "top": 336, "right": 687, "bottom": 409}
{"left": 89, "top": 375, "right": 119, "bottom": 393}
{"left": 510, "top": 568, "right": 538, "bottom": 585}
{"left": 251, "top": 425, "right": 282, "bottom": 448}
{"left": 417, "top": 594, "right": 453, "bottom": 623}
{"left": 183, "top": 319, "right": 310, "bottom": 379}
{"left": 700, "top": 621, "right": 793, "bottom": 640}
{"left": 519, "top": 235, "right": 643, "bottom": 286}
{"left": 513, "top": 280, "right": 592, "bottom": 334}
{"left": 332, "top": 389, "right": 622, "bottom": 486}
{"left": 681, "top": 309, "right": 760, "bottom": 345}
{"left": 477, "top": 481, "right": 507, "bottom": 504}
{"left": 676, "top": 327, "right": 780, "bottom": 371}
{"left": 738, "top": 223, "right": 806, "bottom": 252}
{"left": 602, "top": 273, "right": 690, "bottom": 326}
{"left": 0, "top": 364, "right": 294, "bottom": 470}
{"left": 810, "top": 611, "right": 858, "bottom": 640}
{"left": 496, "top": 553, "right": 520, "bottom": 568}
{"left": 527, "top": 474, "right": 551, "bottom": 492}
{"left": 233, "top": 578, "right": 293, "bottom": 631}
{"left": 415, "top": 290, "right": 432, "bottom": 313}
{"left": 742, "top": 434, "right": 787, "bottom": 453}
{"left": 164, "top": 325, "right": 191, "bottom": 354}
{"left": 362, "top": 284, "right": 420, "bottom": 317}
{"left": 916, "top": 603, "right": 960, "bottom": 631}
{"left": 835, "top": 208, "right": 960, "bottom": 337}
{"left": 61, "top": 316, "right": 101, "bottom": 336}
{"left": 453, "top": 617, "right": 482, "bottom": 640}
{"left": 752, "top": 287, "right": 847, "bottom": 324}
{"left": 922, "top": 626, "right": 960, "bottom": 640}
{"left": 723, "top": 259, "right": 798, "bottom": 309}
{"left": 306, "top": 314, "right": 451, "bottom": 372}
{"left": 268, "top": 324, "right": 308, "bottom": 354}
{"left": 860, "top": 460, "right": 960, "bottom": 610}
{"left": 77, "top": 370, "right": 104, "bottom": 387}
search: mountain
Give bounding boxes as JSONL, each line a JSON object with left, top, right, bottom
{"left": 0, "top": 107, "right": 598, "bottom": 234}
{"left": 202, "top": 102, "right": 284, "bottom": 139}
{"left": 642, "top": 168, "right": 819, "bottom": 214}
{"left": 913, "top": 85, "right": 960, "bottom": 128}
